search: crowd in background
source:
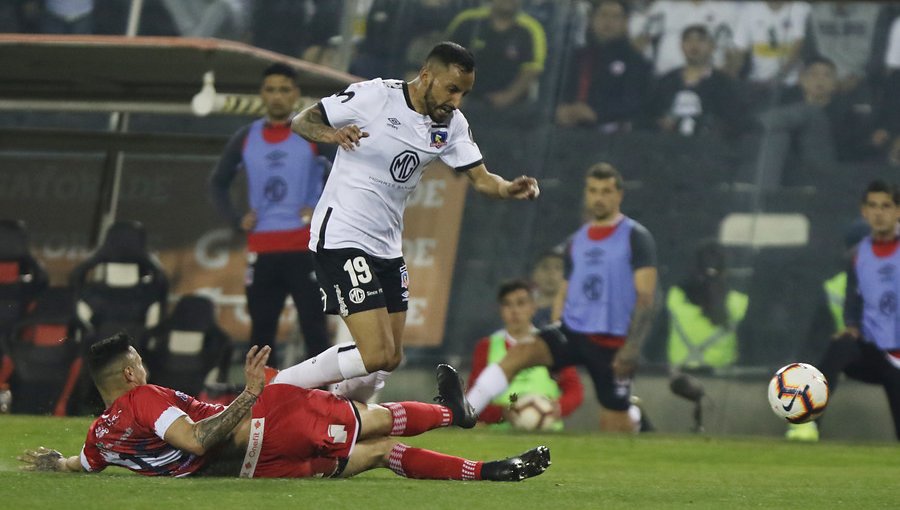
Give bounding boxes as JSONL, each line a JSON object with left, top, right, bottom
{"left": 3, "top": 0, "right": 899, "bottom": 171}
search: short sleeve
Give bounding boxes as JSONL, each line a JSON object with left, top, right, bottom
{"left": 318, "top": 79, "right": 385, "bottom": 128}
{"left": 630, "top": 223, "right": 657, "bottom": 269}
{"left": 130, "top": 385, "right": 187, "bottom": 440}
{"left": 440, "top": 113, "right": 483, "bottom": 171}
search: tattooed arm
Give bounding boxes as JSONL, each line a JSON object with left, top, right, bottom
{"left": 613, "top": 267, "right": 659, "bottom": 379}
{"left": 163, "top": 346, "right": 270, "bottom": 456}
{"left": 291, "top": 103, "right": 369, "bottom": 151}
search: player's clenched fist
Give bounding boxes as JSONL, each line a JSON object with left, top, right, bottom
{"left": 504, "top": 176, "right": 540, "bottom": 200}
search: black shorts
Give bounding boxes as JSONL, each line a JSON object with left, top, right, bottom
{"left": 313, "top": 247, "right": 409, "bottom": 316}
{"left": 538, "top": 324, "right": 632, "bottom": 411}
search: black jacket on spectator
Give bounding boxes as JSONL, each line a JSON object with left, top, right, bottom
{"left": 645, "top": 67, "right": 747, "bottom": 137}
{"left": 779, "top": 86, "right": 880, "bottom": 162}
{"left": 558, "top": 37, "right": 652, "bottom": 125}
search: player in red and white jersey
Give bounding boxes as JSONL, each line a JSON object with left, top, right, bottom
{"left": 20, "top": 333, "right": 550, "bottom": 481}
{"left": 281, "top": 41, "right": 541, "bottom": 404}
{"left": 81, "top": 384, "right": 225, "bottom": 476}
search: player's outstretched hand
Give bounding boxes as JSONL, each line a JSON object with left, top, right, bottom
{"left": 18, "top": 447, "right": 64, "bottom": 472}
{"left": 505, "top": 176, "right": 540, "bottom": 200}
{"left": 244, "top": 345, "right": 271, "bottom": 397}
{"left": 334, "top": 124, "right": 370, "bottom": 151}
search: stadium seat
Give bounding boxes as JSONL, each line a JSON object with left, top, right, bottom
{"left": 139, "top": 294, "right": 232, "bottom": 397}
{"left": 69, "top": 220, "right": 169, "bottom": 341}
{"left": 6, "top": 286, "right": 84, "bottom": 415}
{"left": 0, "top": 220, "right": 49, "bottom": 340}
{"left": 68, "top": 221, "right": 169, "bottom": 414}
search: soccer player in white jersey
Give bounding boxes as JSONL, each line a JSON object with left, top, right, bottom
{"left": 280, "top": 42, "right": 540, "bottom": 410}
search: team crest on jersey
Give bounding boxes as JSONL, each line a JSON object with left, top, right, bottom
{"left": 430, "top": 129, "right": 449, "bottom": 148}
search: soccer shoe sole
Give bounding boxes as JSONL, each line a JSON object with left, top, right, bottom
{"left": 435, "top": 363, "right": 478, "bottom": 429}
{"left": 517, "top": 445, "right": 551, "bottom": 479}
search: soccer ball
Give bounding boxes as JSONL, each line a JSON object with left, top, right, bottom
{"left": 508, "top": 394, "right": 558, "bottom": 431}
{"left": 767, "top": 363, "right": 829, "bottom": 423}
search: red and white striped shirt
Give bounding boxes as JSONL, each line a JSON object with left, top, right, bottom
{"left": 80, "top": 385, "right": 225, "bottom": 477}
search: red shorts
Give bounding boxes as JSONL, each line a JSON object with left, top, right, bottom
{"left": 244, "top": 384, "right": 360, "bottom": 478}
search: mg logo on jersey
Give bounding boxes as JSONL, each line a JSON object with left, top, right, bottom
{"left": 430, "top": 129, "right": 449, "bottom": 148}
{"left": 390, "top": 150, "right": 420, "bottom": 183}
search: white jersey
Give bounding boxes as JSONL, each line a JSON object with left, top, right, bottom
{"left": 733, "top": 2, "right": 810, "bottom": 84}
{"left": 309, "top": 78, "right": 483, "bottom": 259}
{"left": 634, "top": 1, "right": 743, "bottom": 76}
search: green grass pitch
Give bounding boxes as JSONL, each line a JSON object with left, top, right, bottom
{"left": 1, "top": 415, "right": 897, "bottom": 509}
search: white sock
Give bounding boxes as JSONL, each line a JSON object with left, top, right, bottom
{"left": 333, "top": 370, "right": 392, "bottom": 403}
{"left": 273, "top": 342, "right": 369, "bottom": 388}
{"left": 465, "top": 363, "right": 509, "bottom": 414}
{"left": 628, "top": 404, "right": 642, "bottom": 434}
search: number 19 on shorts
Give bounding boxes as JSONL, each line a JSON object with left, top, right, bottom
{"left": 343, "top": 256, "right": 372, "bottom": 287}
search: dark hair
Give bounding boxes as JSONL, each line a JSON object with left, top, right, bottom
{"left": 585, "top": 162, "right": 623, "bottom": 189}
{"left": 88, "top": 332, "right": 133, "bottom": 383}
{"left": 426, "top": 41, "right": 476, "bottom": 73}
{"left": 497, "top": 279, "right": 533, "bottom": 302}
{"left": 263, "top": 63, "right": 299, "bottom": 85}
{"left": 804, "top": 55, "right": 837, "bottom": 71}
{"left": 862, "top": 180, "right": 900, "bottom": 205}
{"left": 681, "top": 24, "right": 709, "bottom": 41}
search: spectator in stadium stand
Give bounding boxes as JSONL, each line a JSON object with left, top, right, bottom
{"left": 41, "top": 0, "right": 94, "bottom": 34}
{"left": 797, "top": 181, "right": 900, "bottom": 442}
{"left": 160, "top": 0, "right": 246, "bottom": 40}
{"left": 554, "top": 0, "right": 653, "bottom": 133}
{"left": 530, "top": 250, "right": 565, "bottom": 328}
{"left": 729, "top": 1, "right": 810, "bottom": 95}
{"left": 803, "top": 2, "right": 884, "bottom": 95}
{"left": 879, "top": 13, "right": 900, "bottom": 167}
{"left": 282, "top": 42, "right": 540, "bottom": 403}
{"left": 445, "top": 0, "right": 547, "bottom": 123}
{"left": 466, "top": 280, "right": 583, "bottom": 429}
{"left": 644, "top": 25, "right": 747, "bottom": 138}
{"left": 18, "top": 333, "right": 550, "bottom": 480}
{"left": 352, "top": 0, "right": 477, "bottom": 81}
{"left": 751, "top": 56, "right": 884, "bottom": 189}
{"left": 209, "top": 63, "right": 330, "bottom": 367}
{"left": 466, "top": 163, "right": 658, "bottom": 433}
{"left": 631, "top": 0, "right": 742, "bottom": 77}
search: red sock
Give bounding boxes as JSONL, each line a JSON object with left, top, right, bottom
{"left": 388, "top": 443, "right": 483, "bottom": 480}
{"left": 383, "top": 402, "right": 452, "bottom": 436}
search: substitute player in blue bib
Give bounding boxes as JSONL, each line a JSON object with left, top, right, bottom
{"left": 278, "top": 42, "right": 540, "bottom": 409}
{"left": 466, "top": 163, "right": 658, "bottom": 432}
{"left": 816, "top": 180, "right": 900, "bottom": 440}
{"left": 210, "top": 63, "right": 330, "bottom": 367}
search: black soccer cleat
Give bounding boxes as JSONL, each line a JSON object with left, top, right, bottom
{"left": 434, "top": 363, "right": 478, "bottom": 429}
{"left": 516, "top": 445, "right": 551, "bottom": 479}
{"left": 480, "top": 446, "right": 551, "bottom": 482}
{"left": 480, "top": 457, "right": 526, "bottom": 482}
